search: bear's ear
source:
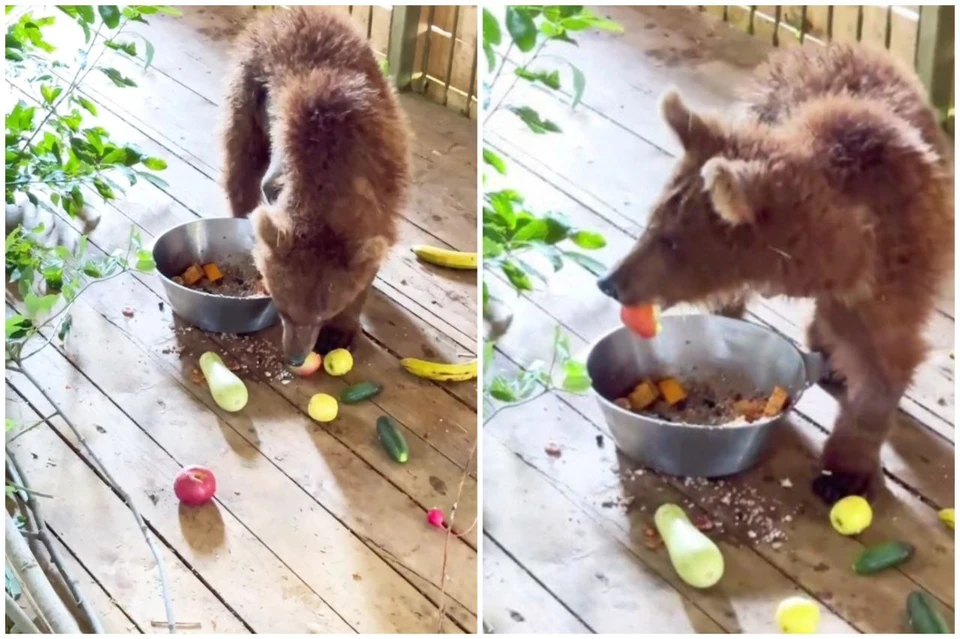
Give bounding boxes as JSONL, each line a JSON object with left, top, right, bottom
{"left": 660, "top": 90, "right": 717, "bottom": 153}
{"left": 252, "top": 207, "right": 292, "bottom": 256}
{"left": 701, "top": 157, "right": 763, "bottom": 226}
{"left": 353, "top": 235, "right": 391, "bottom": 266}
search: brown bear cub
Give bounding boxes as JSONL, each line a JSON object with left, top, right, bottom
{"left": 597, "top": 44, "right": 954, "bottom": 504}
{"left": 220, "top": 8, "right": 410, "bottom": 365}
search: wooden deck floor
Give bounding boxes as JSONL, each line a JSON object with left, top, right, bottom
{"left": 482, "top": 6, "right": 954, "bottom": 634}
{"left": 5, "top": 6, "right": 477, "bottom": 634}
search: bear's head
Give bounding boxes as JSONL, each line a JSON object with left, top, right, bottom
{"left": 251, "top": 205, "right": 389, "bottom": 366}
{"left": 597, "top": 90, "right": 782, "bottom": 309}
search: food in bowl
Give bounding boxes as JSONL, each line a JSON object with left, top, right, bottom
{"left": 614, "top": 376, "right": 790, "bottom": 426}
{"left": 173, "top": 260, "right": 267, "bottom": 298}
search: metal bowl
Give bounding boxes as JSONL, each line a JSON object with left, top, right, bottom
{"left": 586, "top": 315, "right": 822, "bottom": 478}
{"left": 152, "top": 218, "right": 277, "bottom": 334}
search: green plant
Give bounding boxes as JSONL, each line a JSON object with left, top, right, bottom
{"left": 5, "top": 5, "right": 179, "bottom": 632}
{"left": 6, "top": 5, "right": 178, "bottom": 215}
{"left": 481, "top": 6, "right": 622, "bottom": 416}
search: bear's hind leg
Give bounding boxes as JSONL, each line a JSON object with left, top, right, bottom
{"left": 315, "top": 284, "right": 371, "bottom": 354}
{"left": 810, "top": 303, "right": 924, "bottom": 504}
{"left": 221, "top": 62, "right": 270, "bottom": 218}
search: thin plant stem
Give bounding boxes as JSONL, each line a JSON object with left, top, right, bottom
{"left": 5, "top": 592, "right": 41, "bottom": 634}
{"left": 6, "top": 414, "right": 55, "bottom": 444}
{"left": 9, "top": 363, "right": 176, "bottom": 633}
{"left": 436, "top": 439, "right": 478, "bottom": 633}
{"left": 6, "top": 453, "right": 104, "bottom": 633}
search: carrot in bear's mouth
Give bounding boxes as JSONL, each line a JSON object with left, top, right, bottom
{"left": 621, "top": 304, "right": 662, "bottom": 339}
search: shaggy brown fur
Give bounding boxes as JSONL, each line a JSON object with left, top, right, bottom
{"left": 597, "top": 44, "right": 954, "bottom": 503}
{"left": 220, "top": 8, "right": 410, "bottom": 364}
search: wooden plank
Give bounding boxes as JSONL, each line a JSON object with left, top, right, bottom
{"left": 445, "top": 6, "right": 478, "bottom": 113}
{"left": 860, "top": 5, "right": 891, "bottom": 50}
{"left": 13, "top": 201, "right": 479, "bottom": 619}
{"left": 4, "top": 396, "right": 251, "bottom": 634}
{"left": 369, "top": 6, "right": 392, "bottom": 55}
{"left": 424, "top": 6, "right": 458, "bottom": 105}
{"left": 348, "top": 4, "right": 373, "bottom": 40}
{"left": 487, "top": 281, "right": 954, "bottom": 627}
{"left": 487, "top": 8, "right": 955, "bottom": 428}
{"left": 831, "top": 5, "right": 862, "bottom": 43}
{"left": 482, "top": 535, "right": 593, "bottom": 634}
{"left": 485, "top": 152, "right": 954, "bottom": 509}
{"left": 484, "top": 433, "right": 725, "bottom": 633}
{"left": 8, "top": 310, "right": 471, "bottom": 632}
{"left": 889, "top": 6, "right": 920, "bottom": 68}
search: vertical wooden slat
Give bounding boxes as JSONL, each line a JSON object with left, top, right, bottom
{"left": 441, "top": 5, "right": 461, "bottom": 107}
{"left": 726, "top": 5, "right": 753, "bottom": 32}
{"left": 424, "top": 6, "right": 456, "bottom": 104}
{"left": 889, "top": 5, "right": 921, "bottom": 67}
{"left": 387, "top": 5, "right": 421, "bottom": 91}
{"left": 703, "top": 5, "right": 727, "bottom": 20}
{"left": 368, "top": 5, "right": 392, "bottom": 56}
{"left": 803, "top": 5, "right": 830, "bottom": 45}
{"left": 831, "top": 5, "right": 860, "bottom": 43}
{"left": 449, "top": 6, "right": 478, "bottom": 116}
{"left": 349, "top": 4, "right": 371, "bottom": 36}
{"left": 414, "top": 6, "right": 436, "bottom": 93}
{"left": 916, "top": 4, "right": 954, "bottom": 119}
{"left": 860, "top": 5, "right": 890, "bottom": 49}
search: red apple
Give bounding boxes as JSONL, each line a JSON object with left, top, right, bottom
{"left": 621, "top": 304, "right": 662, "bottom": 339}
{"left": 289, "top": 352, "right": 322, "bottom": 377}
{"left": 174, "top": 465, "right": 217, "bottom": 506}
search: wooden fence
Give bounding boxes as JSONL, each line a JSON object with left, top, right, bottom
{"left": 282, "top": 6, "right": 477, "bottom": 119}
{"left": 700, "top": 5, "right": 954, "bottom": 129}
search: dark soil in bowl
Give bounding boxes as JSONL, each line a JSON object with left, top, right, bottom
{"left": 173, "top": 256, "right": 267, "bottom": 298}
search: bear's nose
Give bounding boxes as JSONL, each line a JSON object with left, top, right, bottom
{"left": 285, "top": 353, "right": 306, "bottom": 367}
{"left": 597, "top": 276, "right": 619, "bottom": 301}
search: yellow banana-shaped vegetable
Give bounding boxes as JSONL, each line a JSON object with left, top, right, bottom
{"left": 939, "top": 508, "right": 954, "bottom": 530}
{"left": 400, "top": 357, "right": 477, "bottom": 382}
{"left": 411, "top": 245, "right": 477, "bottom": 270}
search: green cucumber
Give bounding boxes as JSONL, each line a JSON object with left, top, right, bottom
{"left": 376, "top": 416, "right": 409, "bottom": 464}
{"left": 906, "top": 591, "right": 951, "bottom": 633}
{"left": 340, "top": 381, "right": 383, "bottom": 404}
{"left": 854, "top": 541, "right": 914, "bottom": 575}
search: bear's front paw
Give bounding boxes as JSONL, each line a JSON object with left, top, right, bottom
{"left": 811, "top": 470, "right": 880, "bottom": 504}
{"left": 315, "top": 324, "right": 358, "bottom": 354}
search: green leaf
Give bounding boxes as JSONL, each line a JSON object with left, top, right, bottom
{"left": 482, "top": 148, "right": 507, "bottom": 175}
{"left": 515, "top": 67, "right": 561, "bottom": 90}
{"left": 76, "top": 6, "right": 96, "bottom": 23}
{"left": 482, "top": 282, "right": 490, "bottom": 310}
{"left": 562, "top": 359, "right": 591, "bottom": 392}
{"left": 507, "top": 106, "right": 562, "bottom": 134}
{"left": 571, "top": 230, "right": 606, "bottom": 249}
{"left": 482, "top": 236, "right": 504, "bottom": 258}
{"left": 99, "top": 67, "right": 137, "bottom": 87}
{"left": 543, "top": 213, "right": 574, "bottom": 244}
{"left": 482, "top": 8, "right": 501, "bottom": 46}
{"left": 483, "top": 340, "right": 494, "bottom": 373}
{"left": 563, "top": 251, "right": 606, "bottom": 276}
{"left": 512, "top": 218, "right": 549, "bottom": 243}
{"left": 569, "top": 63, "right": 586, "bottom": 107}
{"left": 141, "top": 157, "right": 167, "bottom": 170}
{"left": 5, "top": 316, "right": 32, "bottom": 340}
{"left": 489, "top": 375, "right": 516, "bottom": 402}
{"left": 74, "top": 95, "right": 97, "bottom": 115}
{"left": 143, "top": 37, "right": 155, "bottom": 69}
{"left": 105, "top": 39, "right": 137, "bottom": 57}
{"left": 505, "top": 7, "right": 537, "bottom": 52}
{"left": 5, "top": 419, "right": 15, "bottom": 432}
{"left": 483, "top": 42, "right": 496, "bottom": 73}
{"left": 553, "top": 326, "right": 571, "bottom": 362}
{"left": 93, "top": 177, "right": 115, "bottom": 199}
{"left": 24, "top": 292, "right": 59, "bottom": 318}
{"left": 6, "top": 48, "right": 24, "bottom": 62}
{"left": 57, "top": 313, "right": 73, "bottom": 341}
{"left": 97, "top": 5, "right": 121, "bottom": 28}
{"left": 139, "top": 171, "right": 169, "bottom": 189}
{"left": 40, "top": 84, "right": 63, "bottom": 104}
{"left": 501, "top": 260, "right": 533, "bottom": 291}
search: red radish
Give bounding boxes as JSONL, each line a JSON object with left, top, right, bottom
{"left": 427, "top": 508, "right": 445, "bottom": 529}
{"left": 289, "top": 352, "right": 323, "bottom": 377}
{"left": 174, "top": 465, "right": 217, "bottom": 506}
{"left": 621, "top": 304, "right": 662, "bottom": 339}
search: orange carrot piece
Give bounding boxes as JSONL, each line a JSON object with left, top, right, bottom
{"left": 763, "top": 386, "right": 789, "bottom": 417}
{"left": 628, "top": 379, "right": 660, "bottom": 411}
{"left": 657, "top": 378, "right": 688, "bottom": 406}
{"left": 202, "top": 263, "right": 223, "bottom": 283}
{"left": 180, "top": 264, "right": 204, "bottom": 286}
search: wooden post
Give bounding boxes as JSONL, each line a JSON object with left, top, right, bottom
{"left": 916, "top": 4, "right": 954, "bottom": 121}
{"left": 387, "top": 6, "right": 421, "bottom": 91}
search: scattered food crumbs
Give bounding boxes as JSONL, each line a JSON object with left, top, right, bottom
{"left": 595, "top": 434, "right": 604, "bottom": 448}
{"left": 191, "top": 368, "right": 204, "bottom": 384}
{"left": 122, "top": 307, "right": 135, "bottom": 317}
{"left": 95, "top": 425, "right": 106, "bottom": 434}
{"left": 780, "top": 478, "right": 793, "bottom": 488}
{"left": 158, "top": 301, "right": 164, "bottom": 311}
{"left": 545, "top": 443, "right": 562, "bottom": 458}
{"left": 147, "top": 493, "right": 159, "bottom": 505}
{"left": 352, "top": 573, "right": 362, "bottom": 581}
